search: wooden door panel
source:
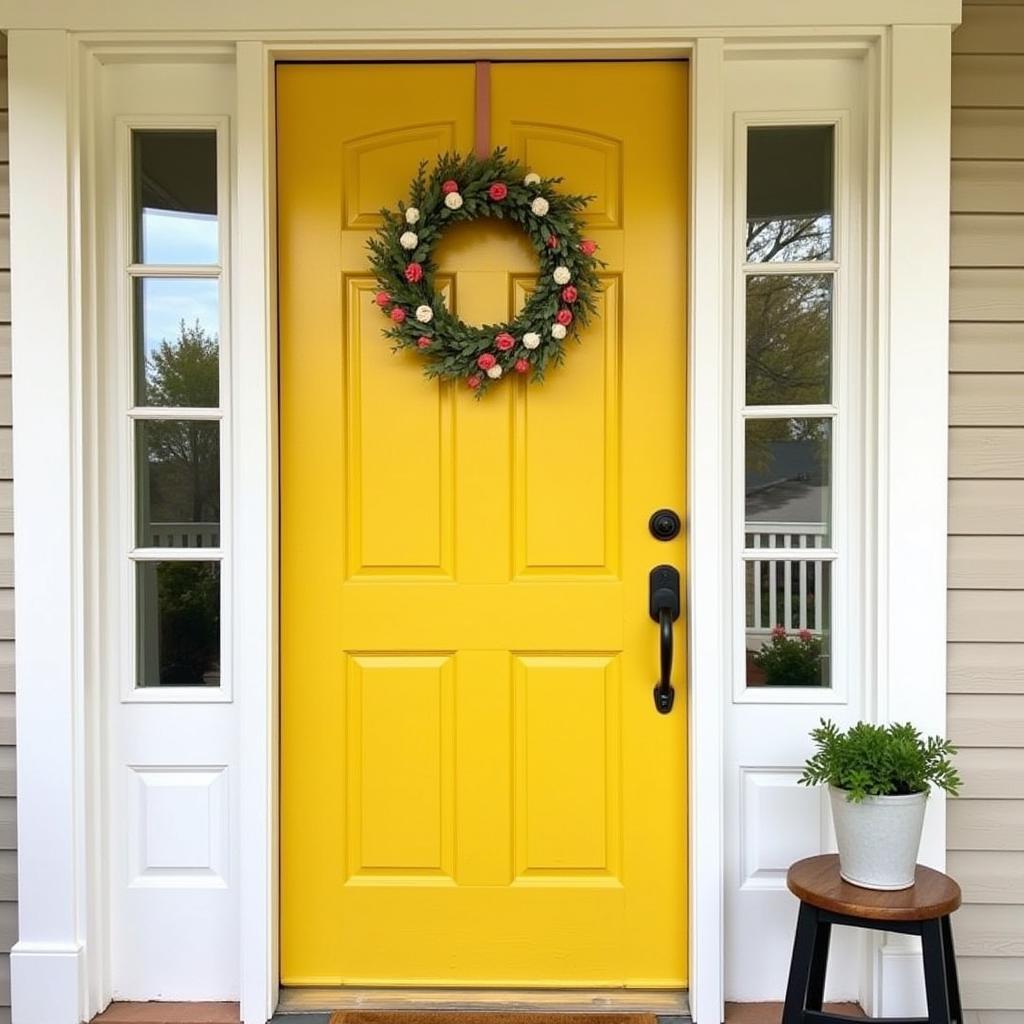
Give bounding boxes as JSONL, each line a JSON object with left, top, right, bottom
{"left": 279, "top": 60, "right": 688, "bottom": 987}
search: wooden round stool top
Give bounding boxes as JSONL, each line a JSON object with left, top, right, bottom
{"left": 787, "top": 854, "right": 961, "bottom": 922}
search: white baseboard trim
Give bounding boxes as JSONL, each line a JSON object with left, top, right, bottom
{"left": 10, "top": 941, "right": 86, "bottom": 1024}
{"left": 866, "top": 935, "right": 926, "bottom": 1018}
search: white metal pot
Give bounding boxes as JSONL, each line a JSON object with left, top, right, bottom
{"left": 828, "top": 785, "right": 928, "bottom": 890}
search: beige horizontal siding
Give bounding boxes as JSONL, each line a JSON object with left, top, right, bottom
{"left": 950, "top": 375, "right": 1024, "bottom": 426}
{"left": 962, "top": 960, "right": 1024, "bottom": 1011}
{"left": 950, "top": 694, "right": 1024, "bottom": 746}
{"left": 949, "top": 428, "right": 1024, "bottom": 478}
{"left": 950, "top": 324, "right": 1024, "bottom": 371}
{"left": 949, "top": 537, "right": 1024, "bottom": 587}
{"left": 949, "top": 800, "right": 1024, "bottom": 850}
{"left": 949, "top": 644, "right": 1024, "bottom": 692}
{"left": 949, "top": 480, "right": 1024, "bottom": 532}
{"left": 954, "top": 747, "right": 1024, "bottom": 796}
{"left": 954, "top": 5, "right": 1024, "bottom": 53}
{"left": 951, "top": 215, "right": 1024, "bottom": 267}
{"left": 953, "top": 110, "right": 1024, "bottom": 159}
{"left": 952, "top": 214, "right": 1024, "bottom": 271}
{"left": 951, "top": 269, "right": 1024, "bottom": 319}
{"left": 953, "top": 162, "right": 1024, "bottom": 214}
{"left": 950, "top": 590, "right": 1024, "bottom": 643}
{"left": 949, "top": 851, "right": 1024, "bottom": 904}
{"left": 0, "top": 43, "right": 12, "bottom": 1014}
{"left": 949, "top": 9, "right": 1024, "bottom": 1009}
{"left": 953, "top": 56, "right": 1024, "bottom": 105}
{"left": 957, "top": 905, "right": 1024, "bottom": 957}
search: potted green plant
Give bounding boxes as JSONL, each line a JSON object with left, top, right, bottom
{"left": 799, "top": 719, "right": 960, "bottom": 890}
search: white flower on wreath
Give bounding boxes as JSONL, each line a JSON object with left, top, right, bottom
{"left": 486, "top": 364, "right": 503, "bottom": 380}
{"left": 530, "top": 196, "right": 550, "bottom": 217}
{"left": 400, "top": 230, "right": 419, "bottom": 250}
{"left": 524, "top": 172, "right": 541, "bottom": 186}
{"left": 415, "top": 304, "right": 434, "bottom": 323}
{"left": 522, "top": 332, "right": 541, "bottom": 350}
{"left": 405, "top": 207, "right": 421, "bottom": 225}
{"left": 444, "top": 192, "right": 464, "bottom": 210}
{"left": 552, "top": 266, "right": 571, "bottom": 285}
{"left": 551, "top": 323, "right": 567, "bottom": 340}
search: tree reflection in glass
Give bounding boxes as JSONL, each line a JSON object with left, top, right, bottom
{"left": 136, "top": 319, "right": 220, "bottom": 548}
{"left": 746, "top": 274, "right": 831, "bottom": 406}
{"left": 137, "top": 561, "right": 220, "bottom": 687}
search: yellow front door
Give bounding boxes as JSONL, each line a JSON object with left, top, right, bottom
{"left": 279, "top": 60, "right": 688, "bottom": 988}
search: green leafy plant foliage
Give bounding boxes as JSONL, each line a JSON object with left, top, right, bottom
{"left": 799, "top": 719, "right": 961, "bottom": 803}
{"left": 753, "top": 626, "right": 824, "bottom": 686}
{"left": 367, "top": 147, "right": 603, "bottom": 395}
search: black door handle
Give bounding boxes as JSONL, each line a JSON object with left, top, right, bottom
{"left": 649, "top": 565, "right": 680, "bottom": 714}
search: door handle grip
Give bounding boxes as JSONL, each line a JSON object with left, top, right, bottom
{"left": 656, "top": 606, "right": 675, "bottom": 714}
{"left": 649, "top": 565, "right": 680, "bottom": 714}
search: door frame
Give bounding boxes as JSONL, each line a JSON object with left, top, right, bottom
{"left": 5, "top": 6, "right": 958, "bottom": 1024}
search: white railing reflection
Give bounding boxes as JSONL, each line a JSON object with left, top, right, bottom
{"left": 745, "top": 520, "right": 827, "bottom": 640}
{"left": 148, "top": 522, "right": 220, "bottom": 548}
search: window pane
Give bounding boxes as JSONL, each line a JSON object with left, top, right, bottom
{"left": 747, "top": 125, "right": 833, "bottom": 263}
{"left": 745, "top": 561, "right": 831, "bottom": 687}
{"left": 136, "top": 420, "right": 220, "bottom": 548}
{"left": 746, "top": 418, "right": 831, "bottom": 545}
{"left": 135, "top": 277, "right": 219, "bottom": 406}
{"left": 746, "top": 274, "right": 832, "bottom": 405}
{"left": 136, "top": 560, "right": 220, "bottom": 687}
{"left": 133, "top": 130, "right": 218, "bottom": 265}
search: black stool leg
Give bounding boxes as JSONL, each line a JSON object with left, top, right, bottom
{"left": 805, "top": 916, "right": 832, "bottom": 1012}
{"left": 783, "top": 902, "right": 822, "bottom": 1024}
{"left": 941, "top": 915, "right": 963, "bottom": 1024}
{"left": 922, "top": 918, "right": 952, "bottom": 1024}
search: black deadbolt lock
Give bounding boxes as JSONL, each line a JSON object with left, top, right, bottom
{"left": 649, "top": 508, "right": 681, "bottom": 541}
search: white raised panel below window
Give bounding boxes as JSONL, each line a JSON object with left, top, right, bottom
{"left": 740, "top": 768, "right": 829, "bottom": 890}
{"left": 128, "top": 766, "right": 229, "bottom": 887}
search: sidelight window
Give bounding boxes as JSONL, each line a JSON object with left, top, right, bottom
{"left": 740, "top": 123, "right": 838, "bottom": 691}
{"left": 126, "top": 125, "right": 227, "bottom": 694}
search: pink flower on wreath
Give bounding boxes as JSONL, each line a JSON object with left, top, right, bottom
{"left": 495, "top": 332, "right": 515, "bottom": 351}
{"left": 390, "top": 307, "right": 407, "bottom": 323}
{"left": 799, "top": 628, "right": 813, "bottom": 642}
{"left": 514, "top": 358, "right": 530, "bottom": 374}
{"left": 488, "top": 182, "right": 508, "bottom": 201}
{"left": 404, "top": 262, "right": 424, "bottom": 283}
{"left": 771, "top": 624, "right": 787, "bottom": 639}
{"left": 546, "top": 234, "right": 559, "bottom": 249}
{"left": 556, "top": 308, "right": 573, "bottom": 327}
{"left": 416, "top": 336, "right": 431, "bottom": 350}
{"left": 477, "top": 352, "right": 497, "bottom": 371}
{"left": 441, "top": 179, "right": 460, "bottom": 195}
{"left": 561, "top": 285, "right": 578, "bottom": 303}
{"left": 467, "top": 374, "right": 482, "bottom": 390}
{"left": 375, "top": 290, "right": 391, "bottom": 307}
{"left": 579, "top": 239, "right": 598, "bottom": 256}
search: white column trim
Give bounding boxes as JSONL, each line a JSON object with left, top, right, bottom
{"left": 867, "top": 22, "right": 953, "bottom": 1020}
{"left": 688, "top": 35, "right": 727, "bottom": 1024}
{"left": 234, "top": 40, "right": 278, "bottom": 1024}
{"left": 7, "top": 28, "right": 89, "bottom": 1024}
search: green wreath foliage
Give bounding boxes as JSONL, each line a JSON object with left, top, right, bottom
{"left": 368, "top": 147, "right": 603, "bottom": 395}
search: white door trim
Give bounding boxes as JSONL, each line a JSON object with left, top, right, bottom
{"left": 5, "top": 9, "right": 958, "bottom": 1024}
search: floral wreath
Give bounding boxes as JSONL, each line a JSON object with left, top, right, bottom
{"left": 368, "top": 148, "right": 602, "bottom": 395}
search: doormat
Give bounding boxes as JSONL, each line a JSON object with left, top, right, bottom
{"left": 330, "top": 1014, "right": 659, "bottom": 1024}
